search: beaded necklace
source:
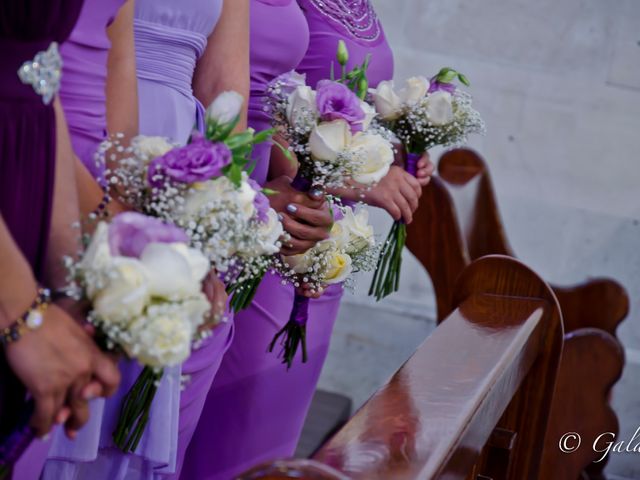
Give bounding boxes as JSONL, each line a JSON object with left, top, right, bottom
{"left": 307, "top": 0, "right": 381, "bottom": 41}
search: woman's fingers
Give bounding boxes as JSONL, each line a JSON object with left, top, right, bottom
{"left": 31, "top": 395, "right": 56, "bottom": 438}
{"left": 399, "top": 181, "right": 420, "bottom": 212}
{"left": 285, "top": 203, "right": 332, "bottom": 229}
{"left": 280, "top": 237, "right": 316, "bottom": 256}
{"left": 281, "top": 214, "right": 330, "bottom": 242}
{"left": 395, "top": 192, "right": 413, "bottom": 224}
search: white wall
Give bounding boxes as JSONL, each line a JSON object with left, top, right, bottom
{"left": 347, "top": 0, "right": 640, "bottom": 353}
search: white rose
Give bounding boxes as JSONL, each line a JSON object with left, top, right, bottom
{"left": 349, "top": 133, "right": 394, "bottom": 185}
{"left": 237, "top": 178, "right": 257, "bottom": 221}
{"left": 369, "top": 80, "right": 402, "bottom": 120}
{"left": 207, "top": 91, "right": 244, "bottom": 125}
{"left": 339, "top": 208, "right": 375, "bottom": 254}
{"left": 425, "top": 91, "right": 454, "bottom": 126}
{"left": 322, "top": 251, "right": 353, "bottom": 284}
{"left": 286, "top": 85, "right": 318, "bottom": 126}
{"left": 124, "top": 306, "right": 194, "bottom": 367}
{"left": 93, "top": 258, "right": 150, "bottom": 325}
{"left": 283, "top": 251, "right": 312, "bottom": 275}
{"left": 359, "top": 100, "right": 377, "bottom": 131}
{"left": 139, "top": 242, "right": 208, "bottom": 299}
{"left": 182, "top": 292, "right": 212, "bottom": 330}
{"left": 328, "top": 220, "right": 350, "bottom": 251}
{"left": 309, "top": 120, "right": 352, "bottom": 162}
{"left": 132, "top": 135, "right": 174, "bottom": 163}
{"left": 81, "top": 222, "right": 112, "bottom": 273}
{"left": 255, "top": 208, "right": 284, "bottom": 255}
{"left": 397, "top": 76, "right": 430, "bottom": 106}
{"left": 177, "top": 181, "right": 216, "bottom": 221}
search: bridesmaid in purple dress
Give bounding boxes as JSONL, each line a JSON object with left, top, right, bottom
{"left": 43, "top": 1, "right": 247, "bottom": 479}
{"left": 1, "top": 1, "right": 121, "bottom": 478}
{"left": 58, "top": 0, "right": 130, "bottom": 178}
{"left": 183, "top": 2, "right": 432, "bottom": 478}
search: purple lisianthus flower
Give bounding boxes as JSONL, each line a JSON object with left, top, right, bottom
{"left": 108, "top": 212, "right": 189, "bottom": 258}
{"left": 248, "top": 178, "right": 270, "bottom": 223}
{"left": 315, "top": 80, "right": 365, "bottom": 133}
{"left": 147, "top": 133, "right": 231, "bottom": 187}
{"left": 428, "top": 78, "right": 456, "bottom": 94}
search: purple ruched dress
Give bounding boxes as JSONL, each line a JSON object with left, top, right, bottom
{"left": 41, "top": 1, "right": 232, "bottom": 479}
{"left": 1, "top": 2, "right": 84, "bottom": 479}
{"left": 182, "top": 1, "right": 392, "bottom": 478}
{"left": 58, "top": 0, "right": 125, "bottom": 178}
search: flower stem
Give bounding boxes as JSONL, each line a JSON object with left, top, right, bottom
{"left": 113, "top": 367, "right": 163, "bottom": 453}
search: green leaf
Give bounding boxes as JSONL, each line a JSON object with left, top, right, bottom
{"left": 228, "top": 163, "right": 243, "bottom": 186}
{"left": 252, "top": 128, "right": 274, "bottom": 144}
{"left": 225, "top": 131, "right": 254, "bottom": 150}
{"left": 273, "top": 141, "right": 295, "bottom": 166}
{"left": 458, "top": 73, "right": 471, "bottom": 86}
{"left": 438, "top": 69, "right": 458, "bottom": 84}
{"left": 209, "top": 115, "right": 240, "bottom": 142}
{"left": 262, "top": 187, "right": 279, "bottom": 196}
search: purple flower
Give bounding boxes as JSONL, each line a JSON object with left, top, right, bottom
{"left": 315, "top": 80, "right": 365, "bottom": 133}
{"left": 108, "top": 212, "right": 189, "bottom": 258}
{"left": 148, "top": 133, "right": 231, "bottom": 187}
{"left": 248, "top": 178, "right": 270, "bottom": 223}
{"left": 272, "top": 70, "right": 307, "bottom": 96}
{"left": 428, "top": 78, "right": 457, "bottom": 95}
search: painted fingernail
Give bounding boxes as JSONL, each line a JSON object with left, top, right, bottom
{"left": 277, "top": 213, "right": 284, "bottom": 221}
{"left": 286, "top": 204, "right": 297, "bottom": 214}
{"left": 83, "top": 384, "right": 100, "bottom": 401}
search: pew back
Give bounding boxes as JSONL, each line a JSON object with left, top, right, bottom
{"left": 240, "top": 256, "right": 563, "bottom": 480}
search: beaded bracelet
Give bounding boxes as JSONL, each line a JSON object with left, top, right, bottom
{"left": 0, "top": 288, "right": 51, "bottom": 347}
{"left": 88, "top": 186, "right": 112, "bottom": 222}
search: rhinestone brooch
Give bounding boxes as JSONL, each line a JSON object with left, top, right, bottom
{"left": 17, "top": 42, "right": 62, "bottom": 105}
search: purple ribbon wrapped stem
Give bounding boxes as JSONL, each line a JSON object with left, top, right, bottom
{"left": 405, "top": 151, "right": 421, "bottom": 177}
{"left": 268, "top": 292, "right": 310, "bottom": 369}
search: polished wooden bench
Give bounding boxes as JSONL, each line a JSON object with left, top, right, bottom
{"left": 406, "top": 149, "right": 627, "bottom": 479}
{"left": 239, "top": 256, "right": 563, "bottom": 480}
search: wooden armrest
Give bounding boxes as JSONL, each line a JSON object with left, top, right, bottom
{"left": 242, "top": 257, "right": 563, "bottom": 480}
{"left": 313, "top": 292, "right": 547, "bottom": 479}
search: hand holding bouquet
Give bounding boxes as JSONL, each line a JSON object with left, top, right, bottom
{"left": 368, "top": 68, "right": 485, "bottom": 300}
{"left": 106, "top": 92, "right": 284, "bottom": 312}
{"left": 270, "top": 203, "right": 379, "bottom": 367}
{"left": 264, "top": 42, "right": 393, "bottom": 367}
{"left": 70, "top": 212, "right": 211, "bottom": 452}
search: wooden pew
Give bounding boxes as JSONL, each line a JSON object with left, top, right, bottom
{"left": 405, "top": 149, "right": 627, "bottom": 479}
{"left": 239, "top": 256, "right": 563, "bottom": 480}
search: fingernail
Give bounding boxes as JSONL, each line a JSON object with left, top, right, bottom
{"left": 83, "top": 384, "right": 100, "bottom": 401}
{"left": 277, "top": 213, "right": 284, "bottom": 221}
{"left": 56, "top": 410, "right": 71, "bottom": 425}
{"left": 286, "top": 204, "right": 297, "bottom": 214}
{"left": 40, "top": 433, "right": 50, "bottom": 441}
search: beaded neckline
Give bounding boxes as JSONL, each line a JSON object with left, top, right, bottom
{"left": 307, "top": 0, "right": 381, "bottom": 42}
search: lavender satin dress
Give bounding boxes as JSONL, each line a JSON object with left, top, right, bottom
{"left": 135, "top": 2, "right": 235, "bottom": 478}
{"left": 181, "top": 1, "right": 392, "bottom": 478}
{"left": 42, "top": 1, "right": 232, "bottom": 479}
{"left": 58, "top": 0, "right": 125, "bottom": 178}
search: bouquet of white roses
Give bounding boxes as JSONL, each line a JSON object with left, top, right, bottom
{"left": 105, "top": 92, "right": 284, "bottom": 312}
{"left": 70, "top": 212, "right": 211, "bottom": 452}
{"left": 265, "top": 41, "right": 394, "bottom": 192}
{"left": 270, "top": 202, "right": 379, "bottom": 367}
{"left": 367, "top": 68, "right": 485, "bottom": 300}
